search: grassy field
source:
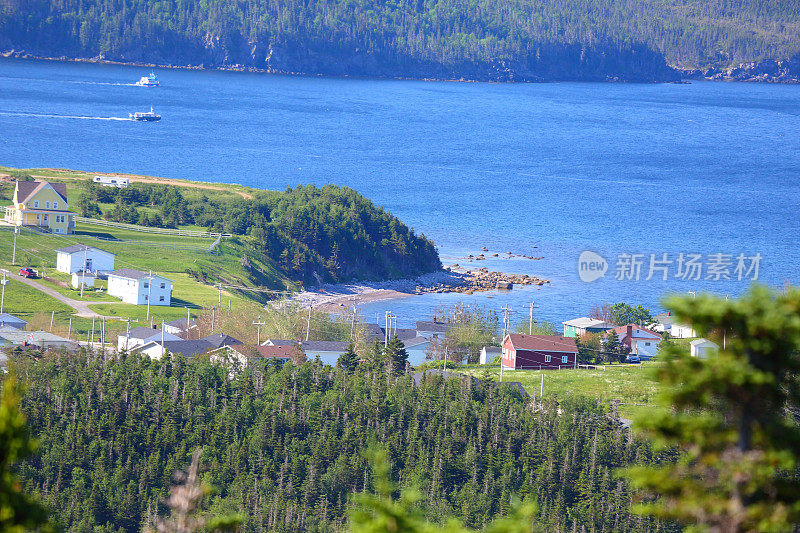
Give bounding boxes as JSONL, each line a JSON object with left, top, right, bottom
{"left": 455, "top": 363, "right": 663, "bottom": 419}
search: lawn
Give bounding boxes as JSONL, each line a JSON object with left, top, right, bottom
{"left": 455, "top": 363, "right": 663, "bottom": 419}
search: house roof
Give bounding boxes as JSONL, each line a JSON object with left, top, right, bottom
{"left": 0, "top": 329, "right": 72, "bottom": 344}
{"left": 0, "top": 313, "right": 27, "bottom": 326}
{"left": 690, "top": 338, "right": 718, "bottom": 348}
{"left": 415, "top": 320, "right": 451, "bottom": 333}
{"left": 201, "top": 333, "right": 242, "bottom": 349}
{"left": 562, "top": 317, "right": 614, "bottom": 329}
{"left": 362, "top": 323, "right": 418, "bottom": 341}
{"left": 262, "top": 339, "right": 297, "bottom": 347}
{"left": 300, "top": 340, "right": 347, "bottom": 352}
{"left": 403, "top": 336, "right": 430, "bottom": 348}
{"left": 108, "top": 269, "right": 171, "bottom": 282}
{"left": 125, "top": 327, "right": 182, "bottom": 341}
{"left": 482, "top": 346, "right": 502, "bottom": 354}
{"left": 56, "top": 244, "right": 114, "bottom": 256}
{"left": 256, "top": 344, "right": 304, "bottom": 359}
{"left": 613, "top": 324, "right": 662, "bottom": 340}
{"left": 165, "top": 317, "right": 197, "bottom": 329}
{"left": 139, "top": 339, "right": 214, "bottom": 358}
{"left": 506, "top": 334, "right": 578, "bottom": 353}
{"left": 16, "top": 181, "right": 68, "bottom": 204}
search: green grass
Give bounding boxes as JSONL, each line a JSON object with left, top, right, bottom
{"left": 455, "top": 363, "right": 663, "bottom": 419}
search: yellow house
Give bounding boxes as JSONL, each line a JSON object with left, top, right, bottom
{"left": 3, "top": 180, "right": 77, "bottom": 234}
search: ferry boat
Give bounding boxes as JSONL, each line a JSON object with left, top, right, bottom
{"left": 135, "top": 72, "right": 159, "bottom": 87}
{"left": 129, "top": 106, "right": 161, "bottom": 122}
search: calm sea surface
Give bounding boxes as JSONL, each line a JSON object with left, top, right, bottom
{"left": 2, "top": 58, "right": 799, "bottom": 328}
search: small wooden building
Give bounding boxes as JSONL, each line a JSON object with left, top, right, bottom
{"left": 502, "top": 333, "right": 578, "bottom": 370}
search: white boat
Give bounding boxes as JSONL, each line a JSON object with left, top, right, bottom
{"left": 129, "top": 106, "right": 161, "bottom": 122}
{"left": 135, "top": 72, "right": 159, "bottom": 87}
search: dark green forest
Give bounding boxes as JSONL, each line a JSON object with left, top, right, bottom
{"left": 3, "top": 0, "right": 800, "bottom": 81}
{"left": 8, "top": 351, "right": 673, "bottom": 531}
{"left": 78, "top": 180, "right": 441, "bottom": 283}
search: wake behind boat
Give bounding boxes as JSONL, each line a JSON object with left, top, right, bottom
{"left": 135, "top": 72, "right": 159, "bottom": 86}
{"left": 129, "top": 106, "right": 161, "bottom": 121}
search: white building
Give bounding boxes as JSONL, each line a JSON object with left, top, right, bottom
{"left": 71, "top": 271, "right": 97, "bottom": 289}
{"left": 117, "top": 326, "right": 181, "bottom": 351}
{"left": 107, "top": 269, "right": 172, "bottom": 306}
{"left": 614, "top": 324, "right": 662, "bottom": 360}
{"left": 404, "top": 336, "right": 432, "bottom": 367}
{"left": 690, "top": 338, "right": 718, "bottom": 359}
{"left": 671, "top": 323, "right": 697, "bottom": 339}
{"left": 93, "top": 175, "right": 129, "bottom": 188}
{"left": 163, "top": 317, "right": 197, "bottom": 337}
{"left": 0, "top": 330, "right": 76, "bottom": 350}
{"left": 299, "top": 340, "right": 347, "bottom": 366}
{"left": 479, "top": 346, "right": 502, "bottom": 365}
{"left": 56, "top": 245, "right": 115, "bottom": 274}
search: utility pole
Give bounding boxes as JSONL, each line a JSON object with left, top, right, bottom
{"left": 51, "top": 310, "right": 55, "bottom": 332}
{"left": 80, "top": 246, "right": 87, "bottom": 298}
{"left": 68, "top": 317, "right": 72, "bottom": 340}
{"left": 540, "top": 373, "right": 544, "bottom": 399}
{"left": 90, "top": 316, "right": 95, "bottom": 344}
{"left": 501, "top": 305, "right": 512, "bottom": 338}
{"left": 253, "top": 314, "right": 266, "bottom": 345}
{"left": 0, "top": 269, "right": 8, "bottom": 314}
{"left": 120, "top": 318, "right": 138, "bottom": 352}
{"left": 306, "top": 305, "right": 312, "bottom": 341}
{"left": 101, "top": 316, "right": 105, "bottom": 350}
{"left": 528, "top": 300, "right": 539, "bottom": 335}
{"left": 217, "top": 283, "right": 222, "bottom": 307}
{"left": 11, "top": 227, "right": 18, "bottom": 265}
{"left": 145, "top": 273, "right": 154, "bottom": 322}
{"left": 211, "top": 306, "right": 216, "bottom": 333}
{"left": 384, "top": 311, "right": 397, "bottom": 347}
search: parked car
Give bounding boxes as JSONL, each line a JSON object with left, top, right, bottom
{"left": 18, "top": 267, "right": 37, "bottom": 278}
{"left": 625, "top": 354, "right": 641, "bottom": 364}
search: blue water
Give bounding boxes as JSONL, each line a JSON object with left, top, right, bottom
{"left": 1, "top": 58, "right": 799, "bottom": 328}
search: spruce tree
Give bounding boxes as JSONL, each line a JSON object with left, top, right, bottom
{"left": 384, "top": 336, "right": 409, "bottom": 374}
{"left": 625, "top": 285, "right": 800, "bottom": 531}
{"left": 338, "top": 342, "right": 359, "bottom": 372}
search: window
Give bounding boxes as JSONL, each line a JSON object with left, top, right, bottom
{"left": 53, "top": 201, "right": 58, "bottom": 209}
{"left": 143, "top": 282, "right": 149, "bottom": 288}
{"left": 34, "top": 201, "right": 39, "bottom": 208}
{"left": 144, "top": 295, "right": 149, "bottom": 301}
{"left": 544, "top": 355, "right": 551, "bottom": 363}
{"left": 562, "top": 355, "right": 568, "bottom": 364}
{"left": 645, "top": 342, "right": 651, "bottom": 347}
{"left": 160, "top": 283, "right": 165, "bottom": 289}
{"left": 45, "top": 201, "right": 50, "bottom": 209}
{"left": 159, "top": 296, "right": 165, "bottom": 302}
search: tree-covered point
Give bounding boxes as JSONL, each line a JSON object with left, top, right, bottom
{"left": 2, "top": 0, "right": 800, "bottom": 80}
{"left": 7, "top": 351, "right": 673, "bottom": 532}
{"left": 78, "top": 180, "right": 441, "bottom": 283}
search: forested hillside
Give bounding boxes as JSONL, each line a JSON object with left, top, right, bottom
{"left": 4, "top": 0, "right": 800, "bottom": 81}
{"left": 77, "top": 180, "right": 441, "bottom": 283}
{"left": 10, "top": 352, "right": 675, "bottom": 532}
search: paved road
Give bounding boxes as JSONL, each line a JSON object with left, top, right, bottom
{"left": 8, "top": 273, "right": 105, "bottom": 318}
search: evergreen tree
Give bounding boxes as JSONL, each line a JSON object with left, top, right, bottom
{"left": 626, "top": 286, "right": 800, "bottom": 530}
{"left": 384, "top": 336, "right": 409, "bottom": 373}
{"left": 338, "top": 342, "right": 358, "bottom": 372}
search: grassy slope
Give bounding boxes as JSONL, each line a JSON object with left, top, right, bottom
{"left": 0, "top": 166, "right": 299, "bottom": 331}
{"left": 456, "top": 363, "right": 662, "bottom": 418}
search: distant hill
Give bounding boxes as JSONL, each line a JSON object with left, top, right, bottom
{"left": 2, "top": 0, "right": 800, "bottom": 81}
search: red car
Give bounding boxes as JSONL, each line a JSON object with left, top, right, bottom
{"left": 18, "top": 267, "right": 36, "bottom": 278}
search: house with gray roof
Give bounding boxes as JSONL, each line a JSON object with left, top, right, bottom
{"left": 56, "top": 245, "right": 115, "bottom": 274}
{"left": 117, "top": 326, "right": 181, "bottom": 351}
{"left": 136, "top": 339, "right": 216, "bottom": 360}
{"left": 107, "top": 269, "right": 172, "bottom": 306}
{"left": 0, "top": 313, "right": 27, "bottom": 331}
{"left": 416, "top": 320, "right": 451, "bottom": 339}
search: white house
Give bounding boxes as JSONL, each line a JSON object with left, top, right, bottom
{"left": 163, "top": 317, "right": 197, "bottom": 337}
{"left": 404, "top": 336, "right": 431, "bottom": 367}
{"left": 479, "top": 346, "right": 502, "bottom": 365}
{"left": 671, "top": 323, "right": 696, "bottom": 339}
{"left": 613, "top": 324, "right": 662, "bottom": 360}
{"left": 299, "top": 340, "right": 347, "bottom": 366}
{"left": 0, "top": 313, "right": 27, "bottom": 330}
{"left": 136, "top": 339, "right": 215, "bottom": 360}
{"left": 107, "top": 269, "right": 172, "bottom": 306}
{"left": 651, "top": 312, "right": 676, "bottom": 334}
{"left": 71, "top": 271, "right": 96, "bottom": 289}
{"left": 56, "top": 245, "right": 115, "bottom": 274}
{"left": 0, "top": 330, "right": 76, "bottom": 350}
{"left": 93, "top": 175, "right": 129, "bottom": 188}
{"left": 415, "top": 320, "right": 451, "bottom": 339}
{"left": 117, "top": 326, "right": 181, "bottom": 351}
{"left": 690, "top": 338, "right": 718, "bottom": 359}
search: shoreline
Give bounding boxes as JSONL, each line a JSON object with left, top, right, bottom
{"left": 5, "top": 50, "right": 799, "bottom": 85}
{"left": 295, "top": 267, "right": 551, "bottom": 312}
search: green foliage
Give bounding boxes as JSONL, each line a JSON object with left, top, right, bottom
{"left": 610, "top": 303, "right": 654, "bottom": 328}
{"left": 513, "top": 321, "right": 557, "bottom": 336}
{"left": 3, "top": 0, "right": 800, "bottom": 77}
{"left": 337, "top": 342, "right": 359, "bottom": 372}
{"left": 10, "top": 352, "right": 668, "bottom": 531}
{"left": 384, "top": 335, "right": 409, "bottom": 373}
{"left": 625, "top": 286, "right": 800, "bottom": 531}
{"left": 0, "top": 377, "right": 50, "bottom": 533}
{"left": 438, "top": 305, "right": 499, "bottom": 364}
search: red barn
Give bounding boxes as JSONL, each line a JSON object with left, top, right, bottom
{"left": 502, "top": 334, "right": 578, "bottom": 370}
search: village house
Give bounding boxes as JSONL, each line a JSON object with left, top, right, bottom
{"left": 562, "top": 317, "right": 615, "bottom": 337}
{"left": 670, "top": 323, "right": 697, "bottom": 339}
{"left": 300, "top": 340, "right": 347, "bottom": 365}
{"left": 117, "top": 326, "right": 181, "bottom": 351}
{"left": 415, "top": 319, "right": 451, "bottom": 339}
{"left": 135, "top": 339, "right": 215, "bottom": 360}
{"left": 209, "top": 344, "right": 304, "bottom": 373}
{"left": 502, "top": 333, "right": 578, "bottom": 370}
{"left": 163, "top": 317, "right": 197, "bottom": 338}
{"left": 613, "top": 324, "right": 662, "bottom": 360}
{"left": 479, "top": 346, "right": 502, "bottom": 365}
{"left": 71, "top": 271, "right": 97, "bottom": 289}
{"left": 690, "top": 338, "right": 718, "bottom": 359}
{"left": 93, "top": 175, "right": 129, "bottom": 188}
{"left": 403, "top": 336, "right": 431, "bottom": 366}
{"left": 107, "top": 269, "right": 172, "bottom": 305}
{"left": 56, "top": 245, "right": 115, "bottom": 274}
{"left": 651, "top": 312, "right": 676, "bottom": 334}
{"left": 4, "top": 180, "right": 76, "bottom": 234}
{"left": 0, "top": 329, "right": 76, "bottom": 350}
{"left": 0, "top": 313, "right": 27, "bottom": 330}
